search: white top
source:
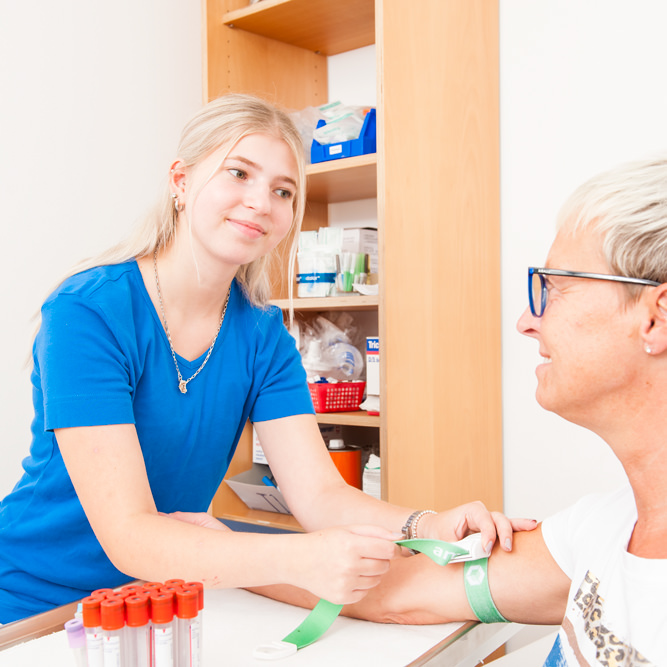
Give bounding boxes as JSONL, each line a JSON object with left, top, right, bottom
{"left": 542, "top": 485, "right": 667, "bottom": 665}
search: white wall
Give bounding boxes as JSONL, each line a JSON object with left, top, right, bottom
{"left": 500, "top": 0, "right": 667, "bottom": 518}
{"left": 0, "top": 1, "right": 202, "bottom": 497}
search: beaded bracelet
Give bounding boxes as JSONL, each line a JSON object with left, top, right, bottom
{"left": 401, "top": 509, "right": 437, "bottom": 540}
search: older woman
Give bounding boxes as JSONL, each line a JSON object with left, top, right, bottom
{"left": 255, "top": 156, "right": 667, "bottom": 665}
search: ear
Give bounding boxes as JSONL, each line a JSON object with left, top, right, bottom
{"left": 640, "top": 284, "right": 667, "bottom": 355}
{"left": 169, "top": 159, "right": 187, "bottom": 197}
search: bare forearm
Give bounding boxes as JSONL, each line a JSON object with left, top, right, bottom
{"left": 291, "top": 480, "right": 410, "bottom": 534}
{"left": 104, "top": 513, "right": 312, "bottom": 590}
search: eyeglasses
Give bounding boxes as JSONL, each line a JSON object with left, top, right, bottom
{"left": 528, "top": 267, "right": 661, "bottom": 318}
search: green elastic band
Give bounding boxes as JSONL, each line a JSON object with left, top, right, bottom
{"left": 282, "top": 598, "right": 344, "bottom": 649}
{"left": 395, "top": 538, "right": 467, "bottom": 565}
{"left": 264, "top": 535, "right": 499, "bottom": 657}
{"left": 463, "top": 558, "right": 508, "bottom": 623}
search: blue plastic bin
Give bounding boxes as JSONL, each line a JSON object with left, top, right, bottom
{"left": 311, "top": 108, "right": 376, "bottom": 164}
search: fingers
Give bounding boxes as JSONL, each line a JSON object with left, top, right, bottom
{"left": 454, "top": 507, "right": 539, "bottom": 554}
{"left": 510, "top": 517, "right": 539, "bottom": 532}
{"left": 303, "top": 526, "right": 399, "bottom": 605}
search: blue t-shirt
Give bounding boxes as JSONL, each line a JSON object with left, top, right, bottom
{"left": 0, "top": 260, "right": 313, "bottom": 622}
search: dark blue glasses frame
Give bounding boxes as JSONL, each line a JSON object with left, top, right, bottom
{"left": 528, "top": 267, "right": 661, "bottom": 317}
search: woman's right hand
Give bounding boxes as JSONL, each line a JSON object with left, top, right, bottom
{"left": 292, "top": 525, "right": 400, "bottom": 605}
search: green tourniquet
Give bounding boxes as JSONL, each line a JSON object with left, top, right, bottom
{"left": 463, "top": 558, "right": 508, "bottom": 623}
{"left": 282, "top": 599, "right": 344, "bottom": 649}
{"left": 395, "top": 538, "right": 467, "bottom": 565}
{"left": 278, "top": 536, "right": 505, "bottom": 654}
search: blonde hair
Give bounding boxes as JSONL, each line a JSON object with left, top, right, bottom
{"left": 66, "top": 93, "right": 306, "bottom": 306}
{"left": 557, "top": 155, "right": 667, "bottom": 295}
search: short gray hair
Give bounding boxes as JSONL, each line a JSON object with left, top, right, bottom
{"left": 557, "top": 156, "right": 667, "bottom": 293}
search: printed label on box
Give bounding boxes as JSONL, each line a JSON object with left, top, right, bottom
{"left": 366, "top": 337, "right": 380, "bottom": 396}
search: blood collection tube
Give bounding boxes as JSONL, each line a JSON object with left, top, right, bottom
{"left": 163, "top": 579, "right": 185, "bottom": 588}
{"left": 101, "top": 597, "right": 126, "bottom": 666}
{"left": 120, "top": 584, "right": 146, "bottom": 597}
{"left": 65, "top": 618, "right": 88, "bottom": 667}
{"left": 150, "top": 592, "right": 175, "bottom": 667}
{"left": 175, "top": 589, "right": 201, "bottom": 667}
{"left": 182, "top": 583, "right": 204, "bottom": 665}
{"left": 126, "top": 594, "right": 151, "bottom": 667}
{"left": 82, "top": 595, "right": 105, "bottom": 667}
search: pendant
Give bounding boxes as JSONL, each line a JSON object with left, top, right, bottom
{"left": 179, "top": 380, "right": 188, "bottom": 394}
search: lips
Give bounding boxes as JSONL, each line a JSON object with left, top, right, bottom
{"left": 228, "top": 218, "right": 266, "bottom": 238}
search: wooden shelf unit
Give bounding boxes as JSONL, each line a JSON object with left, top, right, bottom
{"left": 206, "top": 0, "right": 502, "bottom": 529}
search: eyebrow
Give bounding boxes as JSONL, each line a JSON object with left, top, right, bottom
{"left": 227, "top": 154, "right": 298, "bottom": 188}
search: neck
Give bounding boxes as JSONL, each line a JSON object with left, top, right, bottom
{"left": 154, "top": 237, "right": 236, "bottom": 319}
{"left": 603, "top": 419, "right": 667, "bottom": 558}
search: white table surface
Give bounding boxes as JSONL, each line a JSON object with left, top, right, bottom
{"left": 0, "top": 588, "right": 468, "bottom": 667}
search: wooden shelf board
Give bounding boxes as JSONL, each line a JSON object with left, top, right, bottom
{"left": 271, "top": 295, "right": 379, "bottom": 312}
{"left": 306, "top": 154, "right": 378, "bottom": 203}
{"left": 315, "top": 411, "right": 380, "bottom": 427}
{"left": 222, "top": 0, "right": 375, "bottom": 56}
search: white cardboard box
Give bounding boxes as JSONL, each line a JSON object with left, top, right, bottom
{"left": 342, "top": 228, "right": 378, "bottom": 274}
{"left": 225, "top": 463, "right": 291, "bottom": 514}
{"left": 366, "top": 336, "right": 380, "bottom": 396}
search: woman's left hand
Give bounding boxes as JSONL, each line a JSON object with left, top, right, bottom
{"left": 415, "top": 503, "right": 537, "bottom": 556}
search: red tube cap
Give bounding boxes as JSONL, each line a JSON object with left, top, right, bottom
{"left": 175, "top": 589, "right": 198, "bottom": 619}
{"left": 126, "top": 595, "right": 150, "bottom": 627}
{"left": 81, "top": 596, "right": 101, "bottom": 628}
{"left": 100, "top": 598, "right": 125, "bottom": 631}
{"left": 150, "top": 592, "right": 174, "bottom": 624}
{"left": 183, "top": 582, "right": 204, "bottom": 611}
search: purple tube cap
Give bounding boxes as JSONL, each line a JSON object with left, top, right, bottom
{"left": 64, "top": 619, "right": 86, "bottom": 649}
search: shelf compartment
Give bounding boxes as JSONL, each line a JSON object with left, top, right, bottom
{"left": 222, "top": 0, "right": 375, "bottom": 56}
{"left": 306, "top": 153, "right": 377, "bottom": 203}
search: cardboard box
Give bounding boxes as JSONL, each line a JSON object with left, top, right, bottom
{"left": 225, "top": 464, "right": 291, "bottom": 514}
{"left": 366, "top": 337, "right": 380, "bottom": 396}
{"left": 342, "top": 228, "right": 378, "bottom": 274}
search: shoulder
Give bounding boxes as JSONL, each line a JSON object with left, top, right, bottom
{"left": 542, "top": 484, "right": 636, "bottom": 574}
{"left": 38, "top": 261, "right": 147, "bottom": 344}
{"left": 46, "top": 261, "right": 139, "bottom": 304}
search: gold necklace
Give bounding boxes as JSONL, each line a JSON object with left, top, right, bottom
{"left": 153, "top": 249, "right": 230, "bottom": 394}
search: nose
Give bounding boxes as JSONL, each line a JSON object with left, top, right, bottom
{"left": 243, "top": 180, "right": 271, "bottom": 215}
{"left": 516, "top": 305, "right": 540, "bottom": 338}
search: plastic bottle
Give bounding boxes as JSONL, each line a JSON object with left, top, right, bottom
{"left": 101, "top": 597, "right": 126, "bottom": 667}
{"left": 82, "top": 595, "right": 105, "bottom": 667}
{"left": 150, "top": 592, "right": 175, "bottom": 667}
{"left": 126, "top": 594, "right": 151, "bottom": 667}
{"left": 175, "top": 589, "right": 201, "bottom": 667}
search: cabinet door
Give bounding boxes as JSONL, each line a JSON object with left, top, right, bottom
{"left": 377, "top": 0, "right": 502, "bottom": 510}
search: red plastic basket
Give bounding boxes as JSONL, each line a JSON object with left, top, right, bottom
{"left": 308, "top": 381, "right": 366, "bottom": 413}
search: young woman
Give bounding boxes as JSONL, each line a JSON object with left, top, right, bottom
{"left": 0, "top": 94, "right": 526, "bottom": 623}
